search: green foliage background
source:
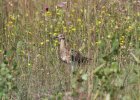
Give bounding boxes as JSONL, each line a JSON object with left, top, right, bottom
{"left": 0, "top": 0, "right": 140, "bottom": 99}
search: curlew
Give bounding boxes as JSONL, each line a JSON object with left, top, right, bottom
{"left": 55, "top": 34, "right": 91, "bottom": 71}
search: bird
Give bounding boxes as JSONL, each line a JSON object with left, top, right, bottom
{"left": 55, "top": 34, "right": 92, "bottom": 90}
{"left": 55, "top": 34, "right": 91, "bottom": 66}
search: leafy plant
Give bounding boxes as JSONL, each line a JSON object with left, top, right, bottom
{"left": 0, "top": 48, "right": 18, "bottom": 99}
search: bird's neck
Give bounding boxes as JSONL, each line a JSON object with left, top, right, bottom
{"left": 60, "top": 39, "right": 66, "bottom": 50}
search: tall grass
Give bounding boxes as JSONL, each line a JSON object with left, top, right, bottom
{"left": 0, "top": 0, "right": 140, "bottom": 99}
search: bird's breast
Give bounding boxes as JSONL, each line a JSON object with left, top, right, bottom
{"left": 60, "top": 49, "right": 71, "bottom": 63}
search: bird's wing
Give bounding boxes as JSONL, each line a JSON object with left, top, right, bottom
{"left": 70, "top": 49, "right": 92, "bottom": 64}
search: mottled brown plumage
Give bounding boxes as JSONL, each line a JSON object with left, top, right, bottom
{"left": 55, "top": 34, "right": 91, "bottom": 65}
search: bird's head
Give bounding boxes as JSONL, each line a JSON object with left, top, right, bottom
{"left": 55, "top": 34, "right": 65, "bottom": 40}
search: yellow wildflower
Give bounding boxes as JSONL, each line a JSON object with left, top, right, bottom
{"left": 138, "top": 37, "right": 140, "bottom": 41}
{"left": 49, "top": 32, "right": 52, "bottom": 35}
{"left": 128, "top": 26, "right": 133, "bottom": 30}
{"left": 53, "top": 33, "right": 57, "bottom": 36}
{"left": 96, "top": 20, "right": 101, "bottom": 25}
{"left": 72, "top": 9, "right": 75, "bottom": 12}
{"left": 46, "top": 39, "right": 49, "bottom": 42}
{"left": 126, "top": 25, "right": 133, "bottom": 32}
{"left": 77, "top": 18, "right": 82, "bottom": 22}
{"left": 107, "top": 35, "right": 111, "bottom": 39}
{"left": 63, "top": 26, "right": 67, "bottom": 32}
{"left": 96, "top": 40, "right": 101, "bottom": 45}
{"left": 35, "top": 11, "right": 39, "bottom": 15}
{"left": 25, "top": 13, "right": 29, "bottom": 17}
{"left": 80, "top": 9, "right": 83, "bottom": 12}
{"left": 72, "top": 28, "right": 76, "bottom": 31}
{"left": 40, "top": 42, "right": 44, "bottom": 45}
{"left": 137, "top": 12, "right": 140, "bottom": 16}
{"left": 46, "top": 11, "right": 52, "bottom": 16}
{"left": 10, "top": 15, "right": 16, "bottom": 21}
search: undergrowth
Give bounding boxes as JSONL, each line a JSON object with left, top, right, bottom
{"left": 0, "top": 0, "right": 140, "bottom": 100}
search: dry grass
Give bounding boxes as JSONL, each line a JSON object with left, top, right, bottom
{"left": 0, "top": 0, "right": 140, "bottom": 100}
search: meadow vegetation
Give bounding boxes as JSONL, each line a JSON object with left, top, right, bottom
{"left": 0, "top": 0, "right": 140, "bottom": 99}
